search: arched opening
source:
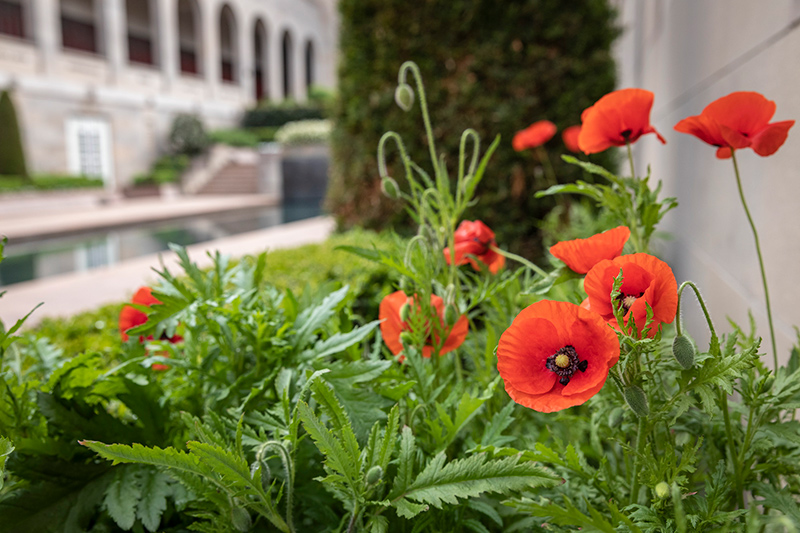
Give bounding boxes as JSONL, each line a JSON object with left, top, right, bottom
{"left": 125, "top": 0, "right": 157, "bottom": 66}
{"left": 304, "top": 39, "right": 314, "bottom": 93}
{"left": 177, "top": 0, "right": 201, "bottom": 75}
{"left": 0, "top": 0, "right": 28, "bottom": 39}
{"left": 61, "top": 0, "right": 101, "bottom": 54}
{"left": 219, "top": 4, "right": 237, "bottom": 83}
{"left": 282, "top": 30, "right": 293, "bottom": 99}
{"left": 253, "top": 19, "right": 268, "bottom": 101}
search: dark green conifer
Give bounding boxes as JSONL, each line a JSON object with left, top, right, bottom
{"left": 0, "top": 90, "right": 29, "bottom": 178}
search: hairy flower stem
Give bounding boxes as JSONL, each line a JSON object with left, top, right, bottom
{"left": 490, "top": 245, "right": 548, "bottom": 278}
{"left": 346, "top": 501, "right": 360, "bottom": 533}
{"left": 625, "top": 143, "right": 646, "bottom": 253}
{"left": 730, "top": 151, "right": 778, "bottom": 368}
{"left": 629, "top": 416, "right": 647, "bottom": 505}
{"left": 676, "top": 281, "right": 743, "bottom": 508}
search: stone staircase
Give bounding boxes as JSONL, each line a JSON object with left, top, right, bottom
{"left": 197, "top": 162, "right": 259, "bottom": 194}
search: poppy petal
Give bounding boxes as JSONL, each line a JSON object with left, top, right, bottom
{"left": 498, "top": 316, "right": 561, "bottom": 396}
{"left": 674, "top": 114, "right": 726, "bottom": 147}
{"left": 549, "top": 226, "right": 630, "bottom": 274}
{"left": 751, "top": 120, "right": 795, "bottom": 156}
{"left": 704, "top": 91, "right": 776, "bottom": 135}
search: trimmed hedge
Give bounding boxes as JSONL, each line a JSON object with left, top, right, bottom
{"left": 0, "top": 90, "right": 28, "bottom": 178}
{"left": 0, "top": 174, "right": 103, "bottom": 193}
{"left": 327, "top": 0, "right": 619, "bottom": 258}
{"left": 241, "top": 104, "right": 326, "bottom": 128}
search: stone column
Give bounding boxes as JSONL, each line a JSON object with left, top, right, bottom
{"left": 259, "top": 142, "right": 284, "bottom": 201}
{"left": 104, "top": 0, "right": 126, "bottom": 83}
{"left": 294, "top": 34, "right": 307, "bottom": 102}
{"left": 32, "top": 0, "right": 59, "bottom": 75}
{"left": 201, "top": 0, "right": 220, "bottom": 96}
{"left": 239, "top": 13, "right": 255, "bottom": 104}
{"left": 269, "top": 23, "right": 285, "bottom": 100}
{"left": 157, "top": 0, "right": 178, "bottom": 89}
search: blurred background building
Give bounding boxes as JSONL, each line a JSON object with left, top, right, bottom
{"left": 0, "top": 0, "right": 338, "bottom": 190}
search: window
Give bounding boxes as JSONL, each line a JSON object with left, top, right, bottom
{"left": 66, "top": 117, "right": 114, "bottom": 186}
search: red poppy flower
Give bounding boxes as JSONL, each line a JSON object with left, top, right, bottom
{"left": 549, "top": 226, "right": 630, "bottom": 274}
{"left": 497, "top": 300, "right": 620, "bottom": 413}
{"left": 379, "top": 290, "right": 469, "bottom": 358}
{"left": 444, "top": 220, "right": 506, "bottom": 274}
{"left": 577, "top": 88, "right": 666, "bottom": 154}
{"left": 562, "top": 125, "right": 582, "bottom": 153}
{"left": 119, "top": 286, "right": 181, "bottom": 370}
{"left": 584, "top": 253, "right": 678, "bottom": 337}
{"left": 674, "top": 91, "right": 794, "bottom": 159}
{"left": 512, "top": 120, "right": 557, "bottom": 151}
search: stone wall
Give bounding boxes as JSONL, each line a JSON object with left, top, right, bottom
{"left": 612, "top": 0, "right": 800, "bottom": 362}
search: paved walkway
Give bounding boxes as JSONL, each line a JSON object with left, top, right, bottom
{"left": 0, "top": 195, "right": 335, "bottom": 327}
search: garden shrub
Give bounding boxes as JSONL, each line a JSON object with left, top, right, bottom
{"left": 0, "top": 90, "right": 28, "bottom": 178}
{"left": 132, "top": 155, "right": 189, "bottom": 186}
{"left": 328, "top": 0, "right": 619, "bottom": 258}
{"left": 168, "top": 114, "right": 209, "bottom": 156}
{"left": 275, "top": 119, "right": 332, "bottom": 146}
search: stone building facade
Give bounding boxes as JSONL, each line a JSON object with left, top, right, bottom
{"left": 0, "top": 0, "right": 338, "bottom": 190}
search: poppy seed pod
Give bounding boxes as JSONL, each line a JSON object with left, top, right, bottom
{"left": 672, "top": 335, "right": 695, "bottom": 369}
{"left": 399, "top": 302, "right": 411, "bottom": 322}
{"left": 394, "top": 83, "right": 415, "bottom": 111}
{"left": 654, "top": 481, "right": 670, "bottom": 499}
{"left": 399, "top": 332, "right": 414, "bottom": 347}
{"left": 231, "top": 505, "right": 252, "bottom": 532}
{"left": 624, "top": 385, "right": 649, "bottom": 417}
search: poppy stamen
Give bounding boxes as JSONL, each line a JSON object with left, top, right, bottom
{"left": 546, "top": 345, "right": 587, "bottom": 386}
{"left": 618, "top": 291, "right": 645, "bottom": 312}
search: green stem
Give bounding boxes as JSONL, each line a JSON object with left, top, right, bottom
{"left": 730, "top": 151, "right": 778, "bottom": 368}
{"left": 629, "top": 416, "right": 647, "bottom": 505}
{"left": 346, "top": 500, "right": 360, "bottom": 533}
{"left": 399, "top": 61, "right": 439, "bottom": 180}
{"left": 489, "top": 245, "right": 548, "bottom": 277}
{"left": 676, "top": 281, "right": 718, "bottom": 341}
{"left": 625, "top": 142, "right": 645, "bottom": 253}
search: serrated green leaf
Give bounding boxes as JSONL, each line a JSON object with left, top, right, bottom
{"left": 301, "top": 320, "right": 381, "bottom": 361}
{"left": 104, "top": 465, "right": 141, "bottom": 529}
{"left": 294, "top": 285, "right": 350, "bottom": 349}
{"left": 137, "top": 468, "right": 171, "bottom": 532}
{"left": 393, "top": 497, "right": 428, "bottom": 519}
{"left": 397, "top": 452, "right": 558, "bottom": 509}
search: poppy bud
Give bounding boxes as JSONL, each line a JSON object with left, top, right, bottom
{"left": 607, "top": 406, "right": 624, "bottom": 428}
{"left": 366, "top": 465, "right": 383, "bottom": 485}
{"left": 399, "top": 302, "right": 411, "bottom": 322}
{"left": 394, "top": 83, "right": 415, "bottom": 111}
{"left": 231, "top": 505, "right": 252, "bottom": 532}
{"left": 399, "top": 332, "right": 414, "bottom": 347}
{"left": 672, "top": 335, "right": 695, "bottom": 369}
{"left": 444, "top": 305, "right": 460, "bottom": 327}
{"left": 654, "top": 481, "right": 670, "bottom": 499}
{"left": 624, "top": 385, "right": 649, "bottom": 417}
{"left": 381, "top": 177, "right": 400, "bottom": 199}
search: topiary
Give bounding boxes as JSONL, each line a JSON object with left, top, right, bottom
{"left": 327, "top": 0, "right": 619, "bottom": 258}
{"left": 168, "top": 113, "right": 209, "bottom": 156}
{"left": 0, "top": 90, "right": 29, "bottom": 178}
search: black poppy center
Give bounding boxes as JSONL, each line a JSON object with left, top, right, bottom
{"left": 545, "top": 345, "right": 589, "bottom": 386}
{"left": 620, "top": 129, "right": 633, "bottom": 140}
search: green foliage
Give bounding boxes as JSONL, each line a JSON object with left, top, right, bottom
{"left": 208, "top": 128, "right": 261, "bottom": 148}
{"left": 242, "top": 102, "right": 326, "bottom": 129}
{"left": 275, "top": 119, "right": 332, "bottom": 146}
{"left": 133, "top": 154, "right": 190, "bottom": 186}
{"left": 169, "top": 113, "right": 209, "bottom": 156}
{"left": 0, "top": 174, "right": 104, "bottom": 193}
{"left": 328, "top": 0, "right": 619, "bottom": 256}
{"left": 0, "top": 90, "right": 28, "bottom": 178}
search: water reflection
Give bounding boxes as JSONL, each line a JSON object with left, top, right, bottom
{"left": 0, "top": 202, "right": 319, "bottom": 286}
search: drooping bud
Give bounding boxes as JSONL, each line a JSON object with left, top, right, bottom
{"left": 381, "top": 177, "right": 400, "bottom": 199}
{"left": 654, "top": 481, "right": 670, "bottom": 499}
{"left": 366, "top": 465, "right": 383, "bottom": 485}
{"left": 399, "top": 332, "right": 414, "bottom": 347}
{"left": 624, "top": 385, "right": 649, "bottom": 417}
{"left": 231, "top": 505, "right": 252, "bottom": 532}
{"left": 399, "top": 302, "right": 411, "bottom": 322}
{"left": 444, "top": 305, "right": 460, "bottom": 327}
{"left": 672, "top": 335, "right": 695, "bottom": 369}
{"left": 394, "top": 83, "right": 415, "bottom": 111}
